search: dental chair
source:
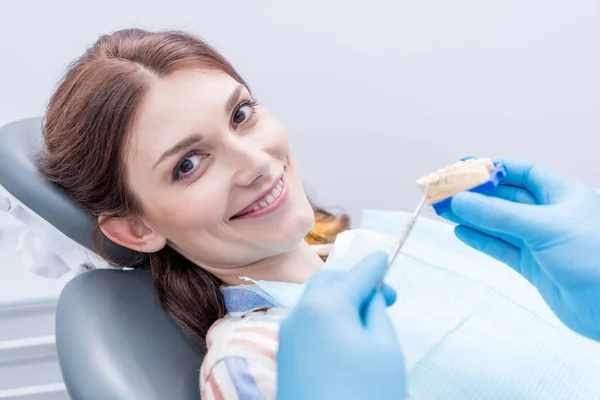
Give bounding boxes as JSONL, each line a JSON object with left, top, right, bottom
{"left": 0, "top": 118, "right": 204, "bottom": 400}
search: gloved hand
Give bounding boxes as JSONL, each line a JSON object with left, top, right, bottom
{"left": 276, "top": 252, "right": 406, "bottom": 400}
{"left": 440, "top": 157, "right": 600, "bottom": 341}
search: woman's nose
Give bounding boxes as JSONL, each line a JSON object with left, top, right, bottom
{"left": 230, "top": 144, "right": 272, "bottom": 187}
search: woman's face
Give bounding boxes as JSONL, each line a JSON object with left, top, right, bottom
{"left": 105, "top": 68, "right": 314, "bottom": 272}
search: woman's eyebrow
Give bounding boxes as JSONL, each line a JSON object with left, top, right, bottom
{"left": 225, "top": 85, "right": 244, "bottom": 115}
{"left": 153, "top": 133, "right": 203, "bottom": 170}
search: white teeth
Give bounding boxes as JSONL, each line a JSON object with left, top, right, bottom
{"left": 240, "top": 179, "right": 285, "bottom": 215}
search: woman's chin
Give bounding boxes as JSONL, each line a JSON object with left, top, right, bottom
{"left": 270, "top": 219, "right": 316, "bottom": 254}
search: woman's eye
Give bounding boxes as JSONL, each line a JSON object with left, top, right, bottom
{"left": 173, "top": 153, "right": 202, "bottom": 181}
{"left": 233, "top": 104, "right": 252, "bottom": 124}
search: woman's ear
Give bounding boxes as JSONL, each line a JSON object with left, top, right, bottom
{"left": 100, "top": 217, "right": 167, "bottom": 253}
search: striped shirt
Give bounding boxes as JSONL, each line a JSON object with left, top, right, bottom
{"left": 200, "top": 285, "right": 413, "bottom": 400}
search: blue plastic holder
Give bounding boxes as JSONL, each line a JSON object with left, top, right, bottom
{"left": 431, "top": 163, "right": 507, "bottom": 215}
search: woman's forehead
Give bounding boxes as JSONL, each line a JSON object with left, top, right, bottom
{"left": 140, "top": 69, "right": 240, "bottom": 120}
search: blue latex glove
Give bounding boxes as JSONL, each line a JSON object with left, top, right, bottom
{"left": 440, "top": 157, "right": 600, "bottom": 341}
{"left": 276, "top": 252, "right": 406, "bottom": 400}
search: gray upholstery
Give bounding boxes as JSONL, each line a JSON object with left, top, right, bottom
{"left": 0, "top": 118, "right": 204, "bottom": 399}
{"left": 0, "top": 117, "right": 135, "bottom": 264}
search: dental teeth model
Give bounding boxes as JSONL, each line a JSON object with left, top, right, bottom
{"left": 416, "top": 158, "right": 496, "bottom": 205}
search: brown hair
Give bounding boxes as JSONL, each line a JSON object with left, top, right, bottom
{"left": 40, "top": 28, "right": 348, "bottom": 347}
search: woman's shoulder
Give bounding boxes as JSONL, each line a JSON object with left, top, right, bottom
{"left": 200, "top": 307, "right": 286, "bottom": 399}
{"left": 204, "top": 307, "right": 286, "bottom": 358}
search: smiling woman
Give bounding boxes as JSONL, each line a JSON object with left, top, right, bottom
{"left": 39, "top": 28, "right": 348, "bottom": 399}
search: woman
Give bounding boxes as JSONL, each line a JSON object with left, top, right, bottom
{"left": 41, "top": 28, "right": 348, "bottom": 398}
{"left": 41, "top": 29, "right": 600, "bottom": 399}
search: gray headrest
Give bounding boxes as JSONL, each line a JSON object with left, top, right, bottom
{"left": 0, "top": 117, "right": 137, "bottom": 265}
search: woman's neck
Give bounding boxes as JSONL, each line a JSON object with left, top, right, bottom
{"left": 217, "top": 241, "right": 324, "bottom": 286}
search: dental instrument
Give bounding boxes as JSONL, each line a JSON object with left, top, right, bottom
{"left": 378, "top": 182, "right": 430, "bottom": 288}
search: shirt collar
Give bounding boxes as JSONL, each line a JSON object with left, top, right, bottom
{"left": 221, "top": 285, "right": 276, "bottom": 313}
